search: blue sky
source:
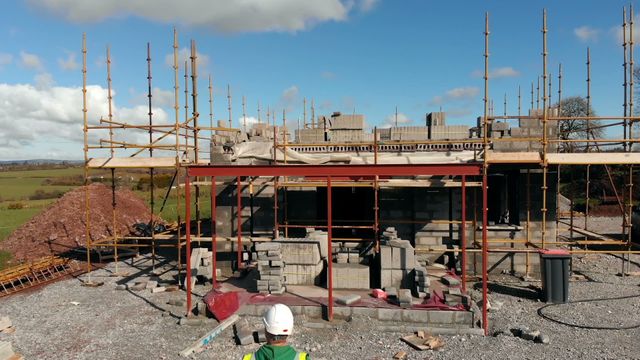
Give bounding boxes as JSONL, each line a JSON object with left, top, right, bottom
{"left": 0, "top": 0, "right": 637, "bottom": 160}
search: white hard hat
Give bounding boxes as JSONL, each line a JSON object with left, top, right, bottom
{"left": 263, "top": 303, "right": 294, "bottom": 336}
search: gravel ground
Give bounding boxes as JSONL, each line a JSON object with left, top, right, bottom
{"left": 1, "top": 234, "right": 639, "bottom": 359}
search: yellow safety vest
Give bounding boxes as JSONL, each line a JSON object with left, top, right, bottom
{"left": 242, "top": 352, "right": 307, "bottom": 360}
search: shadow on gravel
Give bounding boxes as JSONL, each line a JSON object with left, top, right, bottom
{"left": 474, "top": 282, "right": 540, "bottom": 301}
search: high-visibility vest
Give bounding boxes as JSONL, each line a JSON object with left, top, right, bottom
{"left": 242, "top": 351, "right": 307, "bottom": 360}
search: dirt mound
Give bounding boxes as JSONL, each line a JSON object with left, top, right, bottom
{"left": 2, "top": 183, "right": 159, "bottom": 264}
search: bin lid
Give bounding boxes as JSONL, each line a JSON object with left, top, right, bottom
{"left": 539, "top": 249, "right": 570, "bottom": 255}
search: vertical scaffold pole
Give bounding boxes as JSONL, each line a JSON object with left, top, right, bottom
{"left": 481, "top": 12, "right": 490, "bottom": 336}
{"left": 185, "top": 172, "right": 192, "bottom": 315}
{"left": 82, "top": 33, "right": 92, "bottom": 283}
{"left": 541, "top": 9, "right": 549, "bottom": 248}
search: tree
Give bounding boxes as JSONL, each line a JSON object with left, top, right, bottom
{"left": 554, "top": 96, "right": 603, "bottom": 153}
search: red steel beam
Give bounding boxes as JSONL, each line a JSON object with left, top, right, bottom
{"left": 327, "top": 176, "right": 333, "bottom": 321}
{"left": 188, "top": 164, "right": 482, "bottom": 177}
{"left": 461, "top": 175, "right": 467, "bottom": 292}
{"left": 237, "top": 176, "right": 242, "bottom": 269}
{"left": 481, "top": 171, "right": 488, "bottom": 335}
{"left": 185, "top": 173, "right": 192, "bottom": 316}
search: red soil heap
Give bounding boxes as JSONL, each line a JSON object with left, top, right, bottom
{"left": 2, "top": 183, "right": 158, "bottom": 264}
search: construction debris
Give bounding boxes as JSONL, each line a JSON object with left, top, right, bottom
{"left": 0, "top": 341, "right": 22, "bottom": 360}
{"left": 392, "top": 350, "right": 408, "bottom": 360}
{"left": 234, "top": 319, "right": 254, "bottom": 345}
{"left": 401, "top": 332, "right": 445, "bottom": 351}
{"left": 0, "top": 317, "right": 12, "bottom": 332}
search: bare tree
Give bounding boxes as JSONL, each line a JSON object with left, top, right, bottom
{"left": 555, "top": 96, "right": 602, "bottom": 152}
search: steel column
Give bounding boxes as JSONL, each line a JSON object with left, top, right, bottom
{"left": 237, "top": 176, "right": 242, "bottom": 268}
{"left": 461, "top": 175, "right": 467, "bottom": 291}
{"left": 481, "top": 171, "right": 488, "bottom": 335}
{"left": 327, "top": 176, "right": 333, "bottom": 321}
{"left": 185, "top": 171, "right": 192, "bottom": 316}
{"left": 211, "top": 176, "right": 217, "bottom": 287}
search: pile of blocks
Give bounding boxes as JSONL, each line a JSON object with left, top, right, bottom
{"left": 334, "top": 248, "right": 360, "bottom": 264}
{"left": 254, "top": 242, "right": 286, "bottom": 295}
{"left": 190, "top": 248, "right": 216, "bottom": 287}
{"left": 411, "top": 266, "right": 430, "bottom": 298}
{"left": 379, "top": 227, "right": 415, "bottom": 289}
{"left": 234, "top": 318, "right": 266, "bottom": 346}
{"left": 277, "top": 236, "right": 324, "bottom": 286}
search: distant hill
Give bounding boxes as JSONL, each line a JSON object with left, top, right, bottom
{"left": 0, "top": 159, "right": 84, "bottom": 165}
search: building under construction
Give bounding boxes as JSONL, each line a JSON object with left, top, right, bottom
{"left": 80, "top": 9, "right": 640, "bottom": 336}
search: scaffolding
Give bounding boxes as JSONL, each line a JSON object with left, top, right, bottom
{"left": 81, "top": 8, "right": 640, "bottom": 336}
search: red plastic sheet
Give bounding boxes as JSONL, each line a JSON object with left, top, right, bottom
{"left": 203, "top": 290, "right": 239, "bottom": 321}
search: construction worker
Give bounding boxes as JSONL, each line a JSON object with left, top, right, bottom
{"left": 242, "top": 303, "right": 308, "bottom": 360}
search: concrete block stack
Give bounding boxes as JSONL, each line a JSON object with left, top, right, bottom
{"left": 330, "top": 129, "right": 364, "bottom": 143}
{"left": 429, "top": 125, "right": 470, "bottom": 140}
{"left": 389, "top": 126, "right": 428, "bottom": 141}
{"left": 190, "top": 248, "right": 217, "bottom": 287}
{"left": 329, "top": 113, "right": 364, "bottom": 130}
{"left": 379, "top": 227, "right": 416, "bottom": 289}
{"left": 411, "top": 266, "right": 430, "bottom": 298}
{"left": 276, "top": 237, "right": 324, "bottom": 285}
{"left": 254, "top": 242, "right": 286, "bottom": 295}
{"left": 332, "top": 263, "right": 370, "bottom": 289}
{"left": 295, "top": 128, "right": 325, "bottom": 143}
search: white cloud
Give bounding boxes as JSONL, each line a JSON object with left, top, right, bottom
{"left": 429, "top": 86, "right": 479, "bottom": 106}
{"left": 611, "top": 14, "right": 640, "bottom": 44}
{"left": 19, "top": 51, "right": 43, "bottom": 71}
{"left": 0, "top": 80, "right": 172, "bottom": 160}
{"left": 574, "top": 26, "right": 599, "bottom": 42}
{"left": 0, "top": 53, "right": 13, "bottom": 69}
{"left": 471, "top": 66, "right": 519, "bottom": 79}
{"left": 164, "top": 47, "right": 210, "bottom": 69}
{"left": 58, "top": 52, "right": 79, "bottom": 71}
{"left": 32, "top": 0, "right": 352, "bottom": 33}
{"left": 380, "top": 112, "right": 411, "bottom": 128}
{"left": 238, "top": 116, "right": 259, "bottom": 129}
{"left": 280, "top": 85, "right": 300, "bottom": 112}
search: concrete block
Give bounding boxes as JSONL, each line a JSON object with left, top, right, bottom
{"left": 333, "top": 306, "right": 353, "bottom": 319}
{"left": 381, "top": 246, "right": 393, "bottom": 269}
{"left": 283, "top": 262, "right": 323, "bottom": 285}
{"left": 351, "top": 307, "right": 377, "bottom": 318}
{"left": 415, "top": 236, "right": 441, "bottom": 246}
{"left": 377, "top": 308, "right": 402, "bottom": 322}
{"left": 277, "top": 240, "right": 322, "bottom": 265}
{"left": 336, "top": 294, "right": 361, "bottom": 305}
{"left": 303, "top": 306, "right": 323, "bottom": 318}
{"left": 429, "top": 310, "right": 455, "bottom": 325}
{"left": 255, "top": 242, "right": 281, "bottom": 251}
{"left": 332, "top": 263, "right": 370, "bottom": 289}
{"left": 454, "top": 311, "right": 474, "bottom": 325}
{"left": 336, "top": 253, "right": 349, "bottom": 264}
{"left": 348, "top": 252, "right": 360, "bottom": 264}
{"left": 151, "top": 286, "right": 166, "bottom": 293}
{"left": 402, "top": 309, "right": 430, "bottom": 323}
